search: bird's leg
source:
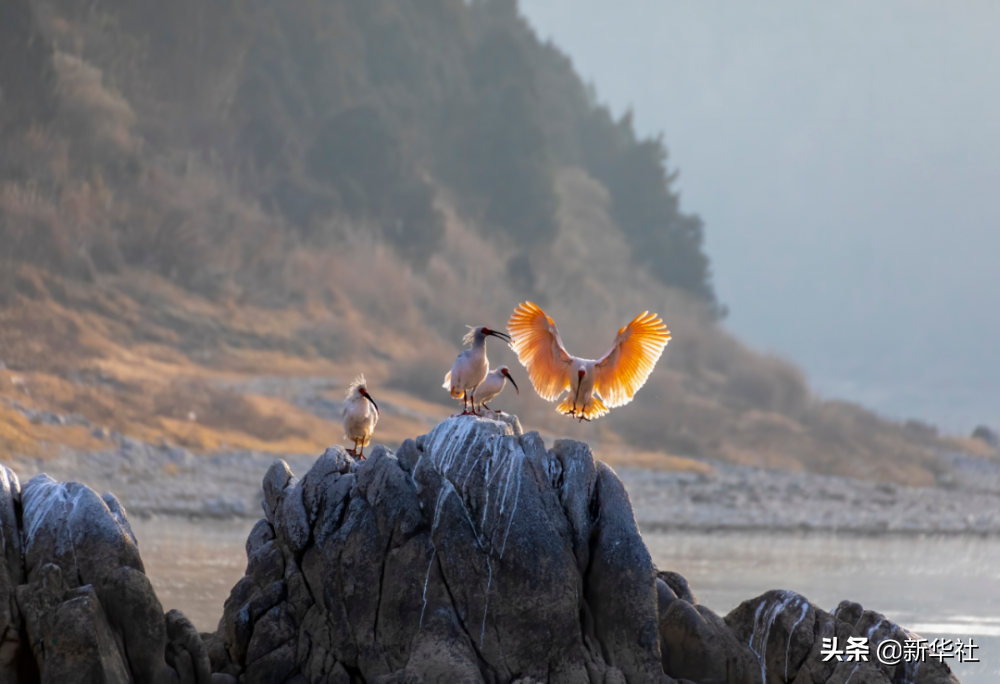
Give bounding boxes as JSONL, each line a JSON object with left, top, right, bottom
{"left": 358, "top": 443, "right": 365, "bottom": 459}
{"left": 568, "top": 372, "right": 585, "bottom": 418}
{"left": 482, "top": 402, "right": 498, "bottom": 414}
{"left": 460, "top": 391, "right": 471, "bottom": 416}
{"left": 470, "top": 392, "right": 480, "bottom": 416}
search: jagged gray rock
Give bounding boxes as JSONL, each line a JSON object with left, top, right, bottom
{"left": 656, "top": 579, "right": 761, "bottom": 684}
{"left": 18, "top": 567, "right": 131, "bottom": 684}
{"left": 217, "top": 415, "right": 670, "bottom": 683}
{"left": 0, "top": 464, "right": 216, "bottom": 683}
{"left": 830, "top": 600, "right": 960, "bottom": 684}
{"left": 213, "top": 414, "right": 964, "bottom": 684}
{"left": 0, "top": 466, "right": 22, "bottom": 681}
{"left": 717, "top": 590, "right": 961, "bottom": 684}
{"left": 0, "top": 416, "right": 966, "bottom": 684}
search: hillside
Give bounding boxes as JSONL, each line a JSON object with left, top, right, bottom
{"left": 1, "top": 0, "right": 992, "bottom": 485}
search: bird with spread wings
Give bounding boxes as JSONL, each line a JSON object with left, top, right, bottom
{"left": 506, "top": 302, "right": 671, "bottom": 421}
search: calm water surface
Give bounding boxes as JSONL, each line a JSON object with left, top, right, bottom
{"left": 131, "top": 519, "right": 999, "bottom": 684}
{"left": 644, "top": 530, "right": 1000, "bottom": 684}
{"left": 131, "top": 518, "right": 257, "bottom": 634}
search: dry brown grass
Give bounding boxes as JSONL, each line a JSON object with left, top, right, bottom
{"left": 0, "top": 49, "right": 985, "bottom": 483}
{"left": 2, "top": 161, "right": 976, "bottom": 485}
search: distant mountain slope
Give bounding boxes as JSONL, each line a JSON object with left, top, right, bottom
{"left": 2, "top": 0, "right": 715, "bottom": 307}
{"left": 0, "top": 167, "right": 984, "bottom": 485}
{"left": 0, "top": 0, "right": 993, "bottom": 482}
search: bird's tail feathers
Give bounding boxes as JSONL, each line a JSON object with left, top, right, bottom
{"left": 556, "top": 396, "right": 577, "bottom": 416}
{"left": 556, "top": 395, "right": 609, "bottom": 420}
{"left": 443, "top": 371, "right": 464, "bottom": 398}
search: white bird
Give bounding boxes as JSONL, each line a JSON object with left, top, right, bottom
{"left": 469, "top": 365, "right": 519, "bottom": 414}
{"left": 442, "top": 326, "right": 512, "bottom": 415}
{"left": 342, "top": 374, "right": 380, "bottom": 458}
{"left": 507, "top": 302, "right": 671, "bottom": 422}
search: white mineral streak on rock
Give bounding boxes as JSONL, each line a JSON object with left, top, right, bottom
{"left": 499, "top": 453, "right": 523, "bottom": 559}
{"left": 421, "top": 416, "right": 526, "bottom": 642}
{"left": 23, "top": 474, "right": 70, "bottom": 544}
{"left": 480, "top": 452, "right": 491, "bottom": 534}
{"left": 424, "top": 417, "right": 525, "bottom": 554}
{"left": 481, "top": 557, "right": 492, "bottom": 648}
{"left": 420, "top": 477, "right": 457, "bottom": 630}
{"left": 785, "top": 599, "right": 809, "bottom": 681}
{"left": 419, "top": 551, "right": 434, "bottom": 629}
{"left": 22, "top": 475, "right": 96, "bottom": 569}
{"left": 844, "top": 663, "right": 860, "bottom": 684}
{"left": 22, "top": 477, "right": 89, "bottom": 581}
{"left": 748, "top": 590, "right": 798, "bottom": 684}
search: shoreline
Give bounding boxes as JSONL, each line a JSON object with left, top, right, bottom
{"left": 6, "top": 432, "right": 999, "bottom": 537}
{"left": 638, "top": 521, "right": 1000, "bottom": 538}
{"left": 618, "top": 453, "right": 1000, "bottom": 537}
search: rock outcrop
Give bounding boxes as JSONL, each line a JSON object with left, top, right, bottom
{"left": 210, "top": 415, "right": 960, "bottom": 684}
{"left": 0, "top": 414, "right": 963, "bottom": 683}
{"left": 211, "top": 414, "right": 667, "bottom": 683}
{"left": 0, "top": 469, "right": 210, "bottom": 683}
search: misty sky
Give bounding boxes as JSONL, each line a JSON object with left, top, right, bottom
{"left": 521, "top": 0, "right": 1000, "bottom": 433}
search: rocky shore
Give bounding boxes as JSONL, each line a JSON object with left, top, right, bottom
{"left": 9, "top": 427, "right": 1000, "bottom": 536}
{"left": 620, "top": 449, "right": 1000, "bottom": 535}
{"left": 0, "top": 414, "right": 964, "bottom": 682}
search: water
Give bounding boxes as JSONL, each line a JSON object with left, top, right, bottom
{"left": 131, "top": 517, "right": 257, "bottom": 634}
{"left": 131, "top": 518, "right": 999, "bottom": 683}
{"left": 644, "top": 530, "right": 1000, "bottom": 684}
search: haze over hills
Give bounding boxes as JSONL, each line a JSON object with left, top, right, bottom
{"left": 1, "top": 0, "right": 994, "bottom": 485}
{"left": 521, "top": 0, "right": 1000, "bottom": 434}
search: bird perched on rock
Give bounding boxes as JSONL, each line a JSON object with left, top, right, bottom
{"left": 443, "top": 326, "right": 512, "bottom": 415}
{"left": 342, "top": 374, "right": 379, "bottom": 458}
{"left": 507, "top": 302, "right": 670, "bottom": 421}
{"left": 469, "top": 365, "right": 519, "bottom": 414}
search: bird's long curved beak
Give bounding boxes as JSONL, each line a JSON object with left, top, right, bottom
{"left": 364, "top": 392, "right": 380, "bottom": 416}
{"left": 506, "top": 372, "right": 519, "bottom": 394}
{"left": 488, "top": 330, "right": 512, "bottom": 344}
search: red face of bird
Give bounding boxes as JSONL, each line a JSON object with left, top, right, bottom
{"left": 500, "top": 366, "right": 519, "bottom": 394}
{"left": 359, "top": 386, "right": 380, "bottom": 416}
{"left": 480, "top": 326, "right": 512, "bottom": 344}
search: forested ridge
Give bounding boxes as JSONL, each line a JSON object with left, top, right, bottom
{"left": 1, "top": 0, "right": 715, "bottom": 308}
{"left": 1, "top": 0, "right": 975, "bottom": 484}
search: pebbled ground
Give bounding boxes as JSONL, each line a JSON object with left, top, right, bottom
{"left": 5, "top": 426, "right": 999, "bottom": 536}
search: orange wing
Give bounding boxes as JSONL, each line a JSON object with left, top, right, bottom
{"left": 507, "top": 302, "right": 575, "bottom": 402}
{"left": 594, "top": 312, "right": 671, "bottom": 408}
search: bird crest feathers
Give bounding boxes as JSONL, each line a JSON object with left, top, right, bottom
{"left": 346, "top": 374, "right": 367, "bottom": 399}
{"left": 461, "top": 326, "right": 478, "bottom": 346}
